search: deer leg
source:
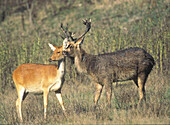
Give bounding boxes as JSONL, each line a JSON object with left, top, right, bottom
{"left": 56, "top": 93, "right": 66, "bottom": 111}
{"left": 105, "top": 83, "right": 112, "bottom": 108}
{"left": 137, "top": 74, "right": 147, "bottom": 107}
{"left": 94, "top": 83, "right": 103, "bottom": 107}
{"left": 22, "top": 91, "right": 29, "bottom": 101}
{"left": 43, "top": 90, "right": 49, "bottom": 119}
{"left": 55, "top": 90, "right": 67, "bottom": 117}
{"left": 133, "top": 77, "right": 139, "bottom": 88}
{"left": 16, "top": 85, "right": 25, "bottom": 121}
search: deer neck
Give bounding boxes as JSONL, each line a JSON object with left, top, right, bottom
{"left": 74, "top": 48, "right": 92, "bottom": 73}
{"left": 57, "top": 57, "right": 66, "bottom": 76}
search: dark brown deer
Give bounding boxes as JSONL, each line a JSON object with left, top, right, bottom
{"left": 63, "top": 19, "right": 155, "bottom": 108}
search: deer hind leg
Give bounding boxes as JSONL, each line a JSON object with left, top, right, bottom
{"left": 137, "top": 74, "right": 147, "bottom": 107}
{"left": 94, "top": 83, "right": 103, "bottom": 107}
{"left": 105, "top": 83, "right": 112, "bottom": 108}
{"left": 43, "top": 90, "right": 49, "bottom": 119}
{"left": 16, "top": 85, "right": 25, "bottom": 121}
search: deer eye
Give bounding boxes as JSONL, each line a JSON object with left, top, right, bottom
{"left": 66, "top": 44, "right": 70, "bottom": 49}
{"left": 57, "top": 51, "right": 60, "bottom": 53}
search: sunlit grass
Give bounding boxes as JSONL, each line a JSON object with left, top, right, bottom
{"left": 0, "top": 0, "right": 169, "bottom": 124}
{"left": 0, "top": 73, "right": 169, "bottom": 124}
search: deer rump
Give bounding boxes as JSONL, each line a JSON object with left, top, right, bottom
{"left": 76, "top": 47, "right": 155, "bottom": 84}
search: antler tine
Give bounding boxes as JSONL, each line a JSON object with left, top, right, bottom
{"left": 66, "top": 23, "right": 68, "bottom": 32}
{"left": 60, "top": 35, "right": 65, "bottom": 40}
{"left": 69, "top": 31, "right": 76, "bottom": 41}
{"left": 76, "top": 18, "right": 91, "bottom": 41}
{"left": 60, "top": 23, "right": 64, "bottom": 32}
{"left": 60, "top": 23, "right": 70, "bottom": 41}
{"left": 82, "top": 18, "right": 91, "bottom": 25}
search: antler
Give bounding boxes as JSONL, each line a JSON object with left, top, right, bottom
{"left": 60, "top": 23, "right": 70, "bottom": 41}
{"left": 68, "top": 31, "right": 76, "bottom": 41}
{"left": 60, "top": 19, "right": 91, "bottom": 42}
{"left": 59, "top": 33, "right": 65, "bottom": 40}
{"left": 76, "top": 18, "right": 91, "bottom": 41}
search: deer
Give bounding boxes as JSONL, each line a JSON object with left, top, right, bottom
{"left": 62, "top": 19, "right": 155, "bottom": 108}
{"left": 13, "top": 25, "right": 70, "bottom": 121}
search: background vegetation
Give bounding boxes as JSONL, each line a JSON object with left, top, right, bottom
{"left": 0, "top": 0, "right": 169, "bottom": 124}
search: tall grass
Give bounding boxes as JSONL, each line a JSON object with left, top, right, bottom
{"left": 0, "top": 73, "right": 169, "bottom": 124}
{"left": 0, "top": 0, "right": 169, "bottom": 124}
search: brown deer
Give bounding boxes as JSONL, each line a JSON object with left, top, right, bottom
{"left": 62, "top": 19, "right": 155, "bottom": 108}
{"left": 13, "top": 36, "right": 69, "bottom": 121}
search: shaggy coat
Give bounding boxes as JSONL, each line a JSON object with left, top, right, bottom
{"left": 75, "top": 47, "right": 155, "bottom": 84}
{"left": 64, "top": 38, "right": 155, "bottom": 107}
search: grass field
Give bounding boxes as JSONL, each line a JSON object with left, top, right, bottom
{"left": 0, "top": 0, "right": 169, "bottom": 124}
{"left": 0, "top": 71, "right": 169, "bottom": 124}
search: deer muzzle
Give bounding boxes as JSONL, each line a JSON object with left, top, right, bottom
{"left": 62, "top": 51, "right": 68, "bottom": 56}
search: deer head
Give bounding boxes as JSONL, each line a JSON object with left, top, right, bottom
{"left": 48, "top": 22, "right": 72, "bottom": 62}
{"left": 62, "top": 19, "right": 91, "bottom": 57}
{"left": 48, "top": 43, "right": 65, "bottom": 62}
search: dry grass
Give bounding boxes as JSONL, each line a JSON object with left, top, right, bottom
{"left": 0, "top": 69, "right": 169, "bottom": 124}
{"left": 0, "top": 0, "right": 169, "bottom": 124}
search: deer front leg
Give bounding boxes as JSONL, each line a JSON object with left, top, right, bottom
{"left": 55, "top": 91, "right": 67, "bottom": 118}
{"left": 105, "top": 83, "right": 112, "bottom": 108}
{"left": 94, "top": 83, "right": 103, "bottom": 108}
{"left": 43, "top": 90, "right": 49, "bottom": 119}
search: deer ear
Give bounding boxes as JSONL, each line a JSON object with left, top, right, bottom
{"left": 48, "top": 43, "right": 56, "bottom": 51}
{"left": 63, "top": 38, "right": 69, "bottom": 50}
{"left": 75, "top": 37, "right": 85, "bottom": 46}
